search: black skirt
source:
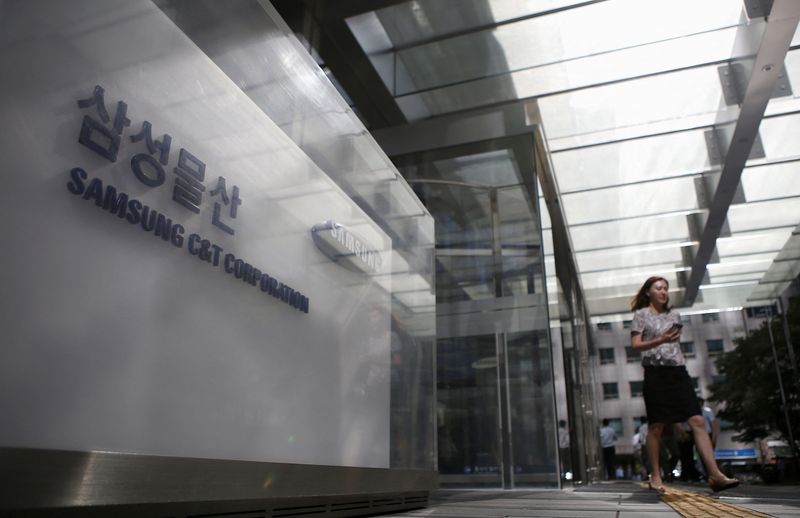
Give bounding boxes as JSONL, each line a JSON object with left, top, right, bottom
{"left": 643, "top": 365, "right": 702, "bottom": 423}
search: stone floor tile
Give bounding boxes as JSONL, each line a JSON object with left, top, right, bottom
{"left": 384, "top": 481, "right": 800, "bottom": 518}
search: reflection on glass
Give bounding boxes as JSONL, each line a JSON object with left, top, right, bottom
{"left": 498, "top": 186, "right": 544, "bottom": 296}
{"left": 432, "top": 150, "right": 521, "bottom": 187}
{"left": 370, "top": 0, "right": 595, "bottom": 49}
{"left": 437, "top": 335, "right": 501, "bottom": 485}
{"left": 386, "top": 0, "right": 741, "bottom": 94}
{"left": 507, "top": 330, "right": 558, "bottom": 485}
{"left": 391, "top": 312, "right": 436, "bottom": 469}
{"left": 411, "top": 181, "right": 496, "bottom": 302}
{"left": 397, "top": 140, "right": 554, "bottom": 486}
{"left": 403, "top": 149, "right": 524, "bottom": 186}
{"left": 395, "top": 26, "right": 742, "bottom": 119}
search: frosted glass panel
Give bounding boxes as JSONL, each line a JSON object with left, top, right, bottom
{"left": 539, "top": 66, "right": 725, "bottom": 139}
{"left": 553, "top": 130, "right": 710, "bottom": 192}
{"left": 741, "top": 163, "right": 800, "bottom": 201}
{"left": 728, "top": 200, "right": 800, "bottom": 232}
{"left": 562, "top": 177, "right": 698, "bottom": 225}
{"left": 707, "top": 261, "right": 772, "bottom": 278}
{"left": 576, "top": 245, "right": 685, "bottom": 273}
{"left": 372, "top": 0, "right": 589, "bottom": 48}
{"left": 582, "top": 265, "right": 686, "bottom": 290}
{"left": 396, "top": 29, "right": 742, "bottom": 120}
{"left": 569, "top": 214, "right": 689, "bottom": 252}
{"left": 710, "top": 273, "right": 765, "bottom": 283}
{"left": 392, "top": 0, "right": 741, "bottom": 94}
{"left": 717, "top": 233, "right": 792, "bottom": 256}
{"left": 759, "top": 115, "right": 800, "bottom": 160}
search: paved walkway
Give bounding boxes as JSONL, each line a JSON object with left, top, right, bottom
{"left": 385, "top": 481, "right": 800, "bottom": 518}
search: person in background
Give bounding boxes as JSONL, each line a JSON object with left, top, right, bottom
{"left": 558, "top": 419, "right": 571, "bottom": 479}
{"left": 599, "top": 418, "right": 617, "bottom": 480}
{"left": 676, "top": 421, "right": 702, "bottom": 482}
{"left": 695, "top": 396, "right": 719, "bottom": 480}
{"left": 629, "top": 276, "right": 739, "bottom": 494}
{"left": 699, "top": 397, "right": 719, "bottom": 447}
{"left": 632, "top": 425, "right": 644, "bottom": 480}
{"left": 659, "top": 422, "right": 680, "bottom": 482}
{"left": 637, "top": 416, "right": 650, "bottom": 476}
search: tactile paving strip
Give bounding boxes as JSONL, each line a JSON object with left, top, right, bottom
{"left": 642, "top": 484, "right": 774, "bottom": 518}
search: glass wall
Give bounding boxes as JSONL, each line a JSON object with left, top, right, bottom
{"left": 395, "top": 137, "right": 557, "bottom": 487}
{"left": 437, "top": 334, "right": 502, "bottom": 485}
{"left": 537, "top": 128, "right": 603, "bottom": 485}
{"left": 507, "top": 329, "right": 558, "bottom": 484}
{"left": 153, "top": 1, "right": 438, "bottom": 472}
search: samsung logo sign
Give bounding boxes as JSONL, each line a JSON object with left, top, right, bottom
{"left": 311, "top": 220, "right": 383, "bottom": 274}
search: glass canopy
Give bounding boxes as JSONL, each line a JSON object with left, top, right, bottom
{"left": 346, "top": 0, "right": 800, "bottom": 317}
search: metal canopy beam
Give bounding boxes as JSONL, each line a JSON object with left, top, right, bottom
{"left": 271, "top": 0, "right": 408, "bottom": 129}
{"left": 683, "top": 0, "right": 800, "bottom": 305}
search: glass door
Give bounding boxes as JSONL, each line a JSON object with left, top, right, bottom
{"left": 394, "top": 137, "right": 558, "bottom": 488}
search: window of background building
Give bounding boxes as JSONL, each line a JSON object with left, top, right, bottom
{"left": 633, "top": 416, "right": 644, "bottom": 434}
{"left": 707, "top": 339, "right": 724, "bottom": 355}
{"left": 599, "top": 348, "right": 615, "bottom": 365}
{"left": 746, "top": 305, "right": 777, "bottom": 318}
{"left": 625, "top": 346, "right": 641, "bottom": 363}
{"left": 719, "top": 418, "right": 734, "bottom": 431}
{"left": 629, "top": 381, "right": 643, "bottom": 397}
{"left": 622, "top": 320, "right": 632, "bottom": 329}
{"left": 680, "top": 341, "right": 695, "bottom": 358}
{"left": 680, "top": 314, "right": 691, "bottom": 325}
{"left": 597, "top": 322, "right": 612, "bottom": 331}
{"left": 607, "top": 418, "right": 623, "bottom": 435}
{"left": 602, "top": 382, "right": 619, "bottom": 400}
{"left": 702, "top": 312, "right": 720, "bottom": 323}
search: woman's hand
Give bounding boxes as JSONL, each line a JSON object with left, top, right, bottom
{"left": 632, "top": 326, "right": 682, "bottom": 351}
{"left": 660, "top": 327, "right": 681, "bottom": 344}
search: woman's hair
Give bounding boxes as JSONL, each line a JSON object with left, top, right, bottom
{"left": 630, "top": 276, "right": 671, "bottom": 311}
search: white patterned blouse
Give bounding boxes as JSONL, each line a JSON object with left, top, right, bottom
{"left": 630, "top": 307, "right": 684, "bottom": 367}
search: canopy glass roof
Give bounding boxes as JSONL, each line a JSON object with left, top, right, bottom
{"left": 346, "top": 0, "right": 800, "bottom": 316}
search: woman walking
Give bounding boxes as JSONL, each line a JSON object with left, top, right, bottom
{"left": 630, "top": 276, "right": 739, "bottom": 494}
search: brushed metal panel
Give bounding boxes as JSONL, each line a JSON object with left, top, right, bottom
{"left": 0, "top": 447, "right": 437, "bottom": 512}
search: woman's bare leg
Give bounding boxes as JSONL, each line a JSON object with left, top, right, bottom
{"left": 647, "top": 422, "right": 665, "bottom": 486}
{"left": 688, "top": 415, "right": 731, "bottom": 482}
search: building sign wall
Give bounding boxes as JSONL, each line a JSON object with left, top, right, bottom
{"left": 0, "top": 0, "right": 391, "bottom": 469}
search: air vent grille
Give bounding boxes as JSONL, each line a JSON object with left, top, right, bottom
{"left": 329, "top": 500, "right": 370, "bottom": 512}
{"left": 272, "top": 504, "right": 327, "bottom": 517}
{"left": 189, "top": 511, "right": 265, "bottom": 518}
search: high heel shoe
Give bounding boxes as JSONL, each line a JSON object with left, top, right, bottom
{"left": 709, "top": 476, "right": 739, "bottom": 493}
{"left": 648, "top": 475, "right": 666, "bottom": 494}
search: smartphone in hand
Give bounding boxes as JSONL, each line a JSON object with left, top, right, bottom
{"left": 669, "top": 323, "right": 683, "bottom": 332}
